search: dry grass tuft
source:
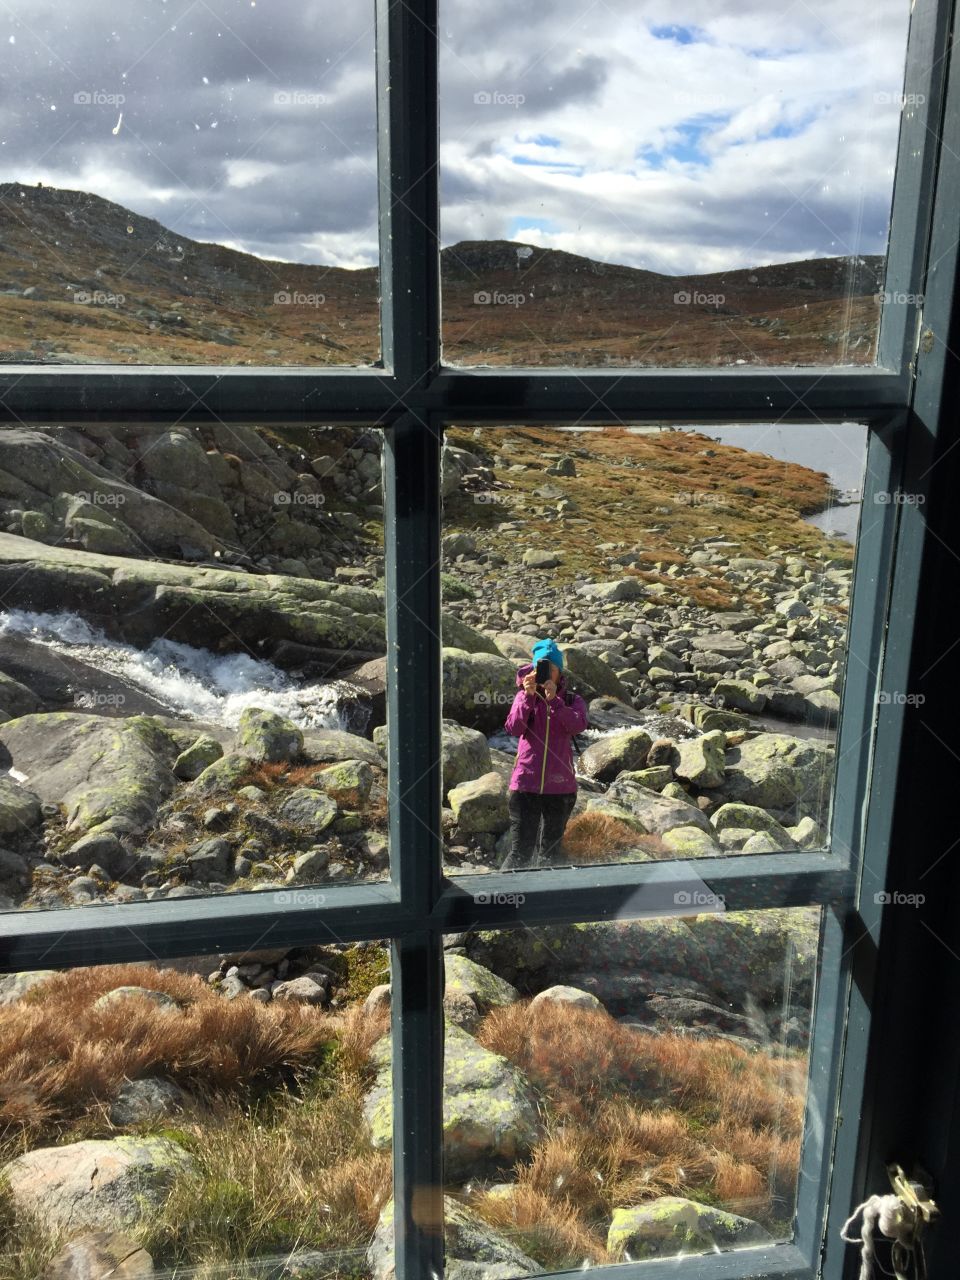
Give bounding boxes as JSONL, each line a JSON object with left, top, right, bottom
{"left": 562, "top": 812, "right": 672, "bottom": 862}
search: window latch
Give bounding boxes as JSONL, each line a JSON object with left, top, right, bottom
{"left": 840, "top": 1162, "right": 939, "bottom": 1280}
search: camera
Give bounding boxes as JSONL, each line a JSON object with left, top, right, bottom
{"left": 535, "top": 658, "right": 551, "bottom": 690}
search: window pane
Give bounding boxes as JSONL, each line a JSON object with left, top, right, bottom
{"left": 422, "top": 909, "right": 819, "bottom": 1273}
{"left": 0, "top": 941, "right": 391, "bottom": 1277}
{"left": 0, "top": 3, "right": 378, "bottom": 366}
{"left": 440, "top": 422, "right": 869, "bottom": 872}
{"left": 0, "top": 424, "right": 388, "bottom": 913}
{"left": 440, "top": 0, "right": 914, "bottom": 369}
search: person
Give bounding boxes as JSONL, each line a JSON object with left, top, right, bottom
{"left": 501, "top": 638, "right": 589, "bottom": 871}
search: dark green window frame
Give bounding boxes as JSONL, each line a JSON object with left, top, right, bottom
{"left": 2, "top": 1, "right": 959, "bottom": 1277}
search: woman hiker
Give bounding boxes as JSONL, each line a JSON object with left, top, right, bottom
{"left": 501, "top": 638, "right": 589, "bottom": 871}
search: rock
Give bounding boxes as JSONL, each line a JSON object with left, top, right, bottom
{"left": 63, "top": 828, "right": 127, "bottom": 875}
{"left": 741, "top": 831, "right": 795, "bottom": 853}
{"left": 364, "top": 1020, "right": 543, "bottom": 1179}
{"left": 0, "top": 970, "right": 57, "bottom": 1005}
{"left": 94, "top": 987, "right": 180, "bottom": 1014}
{"left": 188, "top": 751, "right": 255, "bottom": 796}
{"left": 0, "top": 846, "right": 30, "bottom": 888}
{"left": 580, "top": 728, "right": 653, "bottom": 782}
{"left": 173, "top": 735, "right": 223, "bottom": 780}
{"left": 787, "top": 815, "right": 823, "bottom": 848}
{"left": 561, "top": 645, "right": 631, "bottom": 700}
{"left": 236, "top": 707, "right": 303, "bottom": 763}
{"left": 776, "top": 598, "right": 812, "bottom": 618}
{"left": 0, "top": 773, "right": 43, "bottom": 836}
{"left": 529, "top": 985, "right": 604, "bottom": 1011}
{"left": 368, "top": 1195, "right": 544, "bottom": 1280}
{"left": 272, "top": 975, "right": 328, "bottom": 1005}
{"left": 109, "top": 1077, "right": 189, "bottom": 1127}
{"left": 0, "top": 670, "right": 42, "bottom": 719}
{"left": 443, "top": 989, "right": 481, "bottom": 1032}
{"left": 40, "top": 1231, "right": 154, "bottom": 1280}
{"left": 277, "top": 788, "right": 339, "bottom": 833}
{"left": 442, "top": 614, "right": 503, "bottom": 656}
{"left": 291, "top": 848, "right": 330, "bottom": 880}
{"left": 689, "top": 633, "right": 752, "bottom": 660}
{"left": 711, "top": 803, "right": 796, "bottom": 844}
{"left": 314, "top": 759, "right": 374, "bottom": 806}
{"left": 186, "top": 837, "right": 232, "bottom": 881}
{"left": 603, "top": 779, "right": 712, "bottom": 835}
{"left": 448, "top": 772, "right": 510, "bottom": 835}
{"left": 713, "top": 679, "right": 767, "bottom": 714}
{"left": 607, "top": 1196, "right": 772, "bottom": 1261}
{"left": 674, "top": 730, "right": 726, "bottom": 789}
{"left": 719, "top": 733, "right": 833, "bottom": 812}
{"left": 299, "top": 728, "right": 385, "bottom": 769}
{"left": 660, "top": 826, "right": 723, "bottom": 858}
{"left": 444, "top": 954, "right": 519, "bottom": 1012}
{"left": 576, "top": 578, "right": 645, "bottom": 602}
{"left": 521, "top": 549, "right": 561, "bottom": 569}
{"left": 0, "top": 713, "right": 179, "bottom": 835}
{"left": 364, "top": 983, "right": 391, "bottom": 1014}
{"left": 442, "top": 720, "right": 494, "bottom": 801}
{"left": 1, "top": 1136, "right": 194, "bottom": 1233}
{"left": 442, "top": 648, "right": 517, "bottom": 734}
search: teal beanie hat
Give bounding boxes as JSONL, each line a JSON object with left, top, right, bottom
{"left": 531, "top": 637, "right": 564, "bottom": 671}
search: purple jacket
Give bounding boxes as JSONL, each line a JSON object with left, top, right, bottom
{"left": 504, "top": 663, "right": 589, "bottom": 794}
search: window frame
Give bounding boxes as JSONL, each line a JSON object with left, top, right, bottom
{"left": 0, "top": 1, "right": 957, "bottom": 1278}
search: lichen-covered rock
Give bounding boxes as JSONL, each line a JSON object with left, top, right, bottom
{"left": 442, "top": 720, "right": 493, "bottom": 802}
{"left": 0, "top": 713, "right": 178, "bottom": 834}
{"left": 0, "top": 774, "right": 44, "bottom": 836}
{"left": 442, "top": 614, "right": 502, "bottom": 656}
{"left": 448, "top": 772, "right": 510, "bottom": 835}
{"left": 674, "top": 730, "right": 726, "bottom": 789}
{"left": 277, "top": 788, "right": 338, "bottom": 833}
{"left": 0, "top": 1136, "right": 194, "bottom": 1232}
{"left": 713, "top": 679, "right": 767, "bottom": 714}
{"left": 363, "top": 1020, "right": 542, "bottom": 1179}
{"left": 580, "top": 728, "right": 654, "bottom": 782}
{"left": 444, "top": 954, "right": 519, "bottom": 1013}
{"left": 442, "top": 648, "right": 517, "bottom": 734}
{"left": 188, "top": 751, "right": 254, "bottom": 797}
{"left": 607, "top": 1195, "right": 772, "bottom": 1261}
{"left": 236, "top": 707, "right": 303, "bottom": 763}
{"left": 719, "top": 733, "right": 834, "bottom": 812}
{"left": 660, "top": 825, "right": 723, "bottom": 858}
{"left": 173, "top": 735, "right": 223, "bottom": 780}
{"left": 711, "top": 803, "right": 796, "bottom": 842}
{"left": 367, "top": 1194, "right": 544, "bottom": 1280}
{"left": 529, "top": 985, "right": 604, "bottom": 1011}
{"left": 314, "top": 758, "right": 374, "bottom": 807}
{"left": 603, "top": 779, "right": 712, "bottom": 835}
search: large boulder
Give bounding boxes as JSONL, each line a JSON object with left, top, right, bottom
{"left": 579, "top": 728, "right": 653, "bottom": 782}
{"left": 368, "top": 1195, "right": 544, "bottom": 1280}
{"left": 607, "top": 1196, "right": 772, "bottom": 1261}
{"left": 0, "top": 713, "right": 179, "bottom": 834}
{"left": 0, "top": 1136, "right": 193, "bottom": 1232}
{"left": 444, "top": 954, "right": 520, "bottom": 1012}
{"left": 601, "top": 779, "right": 712, "bottom": 835}
{"left": 448, "top": 772, "right": 510, "bottom": 835}
{"left": 0, "top": 774, "right": 43, "bottom": 837}
{"left": 442, "top": 720, "right": 493, "bottom": 801}
{"left": 674, "top": 730, "right": 726, "bottom": 789}
{"left": 442, "top": 648, "right": 517, "bottom": 734}
{"left": 442, "top": 614, "right": 502, "bottom": 656}
{"left": 236, "top": 707, "right": 303, "bottom": 763}
{"left": 363, "top": 1020, "right": 543, "bottom": 1179}
{"left": 719, "top": 733, "right": 834, "bottom": 812}
{"left": 561, "top": 645, "right": 631, "bottom": 701}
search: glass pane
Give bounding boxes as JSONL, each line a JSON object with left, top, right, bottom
{"left": 437, "top": 908, "right": 818, "bottom": 1271}
{"left": 0, "top": 424, "right": 388, "bottom": 913}
{"left": 440, "top": 0, "right": 914, "bottom": 368}
{"left": 0, "top": 3, "right": 378, "bottom": 366}
{"left": 440, "top": 421, "right": 868, "bottom": 872}
{"left": 0, "top": 941, "right": 391, "bottom": 1278}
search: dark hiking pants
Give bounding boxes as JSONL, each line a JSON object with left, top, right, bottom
{"left": 502, "top": 789, "right": 577, "bottom": 870}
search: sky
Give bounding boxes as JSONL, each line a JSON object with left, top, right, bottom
{"left": 0, "top": 0, "right": 913, "bottom": 274}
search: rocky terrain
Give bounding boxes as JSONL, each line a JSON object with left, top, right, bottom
{"left": 0, "top": 416, "right": 852, "bottom": 1275}
{"left": 0, "top": 183, "right": 884, "bottom": 366}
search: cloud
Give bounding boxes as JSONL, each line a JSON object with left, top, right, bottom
{"left": 0, "top": 0, "right": 913, "bottom": 273}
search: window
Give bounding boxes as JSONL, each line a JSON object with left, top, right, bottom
{"left": 0, "top": 0, "right": 956, "bottom": 1277}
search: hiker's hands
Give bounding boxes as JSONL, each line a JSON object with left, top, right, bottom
{"left": 543, "top": 679, "right": 557, "bottom": 701}
{"left": 522, "top": 671, "right": 537, "bottom": 695}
